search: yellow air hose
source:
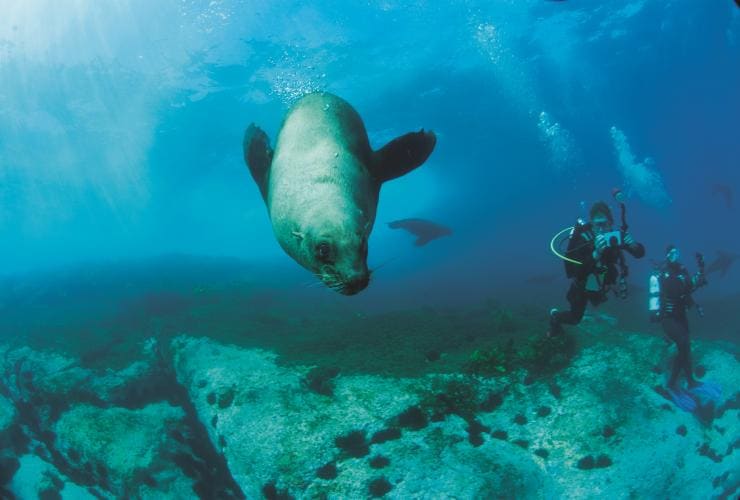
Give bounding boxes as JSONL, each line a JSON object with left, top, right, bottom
{"left": 549, "top": 226, "right": 584, "bottom": 266}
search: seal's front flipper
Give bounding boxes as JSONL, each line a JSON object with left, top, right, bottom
{"left": 372, "top": 129, "right": 436, "bottom": 183}
{"left": 243, "top": 124, "right": 273, "bottom": 201}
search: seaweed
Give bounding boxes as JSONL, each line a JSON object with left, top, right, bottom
{"left": 316, "top": 462, "right": 337, "bottom": 480}
{"left": 369, "top": 455, "right": 390, "bottom": 469}
{"left": 369, "top": 477, "right": 392, "bottom": 497}
{"left": 303, "top": 366, "right": 340, "bottom": 397}
{"left": 335, "top": 430, "right": 369, "bottom": 458}
{"left": 420, "top": 378, "right": 479, "bottom": 421}
{"left": 397, "top": 406, "right": 428, "bottom": 430}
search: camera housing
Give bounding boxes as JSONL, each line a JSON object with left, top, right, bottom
{"left": 602, "top": 230, "right": 622, "bottom": 248}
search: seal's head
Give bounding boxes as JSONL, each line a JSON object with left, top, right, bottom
{"left": 294, "top": 220, "right": 370, "bottom": 295}
{"left": 243, "top": 93, "right": 436, "bottom": 296}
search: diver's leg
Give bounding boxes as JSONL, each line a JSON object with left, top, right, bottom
{"left": 679, "top": 317, "right": 698, "bottom": 388}
{"left": 662, "top": 317, "right": 682, "bottom": 389}
{"left": 556, "top": 281, "right": 587, "bottom": 325}
{"left": 548, "top": 280, "right": 587, "bottom": 336}
{"left": 663, "top": 316, "right": 694, "bottom": 389}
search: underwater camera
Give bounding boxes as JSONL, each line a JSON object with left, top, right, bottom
{"left": 602, "top": 230, "right": 622, "bottom": 248}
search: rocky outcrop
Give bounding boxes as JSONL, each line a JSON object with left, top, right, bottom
{"left": 171, "top": 328, "right": 739, "bottom": 499}
{"left": 0, "top": 339, "right": 241, "bottom": 498}
{"left": 52, "top": 403, "right": 189, "bottom": 495}
{"left": 1, "top": 319, "right": 737, "bottom": 498}
{"left": 172, "top": 336, "right": 432, "bottom": 497}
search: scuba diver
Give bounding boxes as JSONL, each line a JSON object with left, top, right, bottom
{"left": 547, "top": 195, "right": 645, "bottom": 337}
{"left": 649, "top": 246, "right": 719, "bottom": 411}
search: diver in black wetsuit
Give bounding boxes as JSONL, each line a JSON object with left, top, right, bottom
{"left": 652, "top": 245, "right": 707, "bottom": 391}
{"left": 548, "top": 201, "right": 645, "bottom": 336}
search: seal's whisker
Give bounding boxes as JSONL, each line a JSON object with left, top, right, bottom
{"left": 370, "top": 255, "right": 400, "bottom": 274}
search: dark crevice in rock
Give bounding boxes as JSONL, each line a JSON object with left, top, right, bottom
{"left": 0, "top": 457, "right": 20, "bottom": 486}
{"left": 108, "top": 363, "right": 181, "bottom": 411}
{"left": 698, "top": 442, "right": 723, "bottom": 463}
{"left": 159, "top": 344, "right": 246, "bottom": 499}
{"left": 13, "top": 396, "right": 100, "bottom": 490}
{"left": 0, "top": 487, "right": 16, "bottom": 500}
{"left": 1, "top": 342, "right": 246, "bottom": 499}
{"left": 716, "top": 392, "right": 739, "bottom": 419}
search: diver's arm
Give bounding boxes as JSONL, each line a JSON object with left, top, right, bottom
{"left": 690, "top": 269, "right": 707, "bottom": 292}
{"left": 622, "top": 232, "right": 645, "bottom": 258}
{"left": 626, "top": 243, "right": 645, "bottom": 258}
{"left": 679, "top": 266, "right": 700, "bottom": 305}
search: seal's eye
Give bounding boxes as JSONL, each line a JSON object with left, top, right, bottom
{"left": 316, "top": 242, "right": 332, "bottom": 262}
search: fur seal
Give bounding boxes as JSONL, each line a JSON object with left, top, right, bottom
{"left": 387, "top": 218, "right": 452, "bottom": 246}
{"left": 243, "top": 92, "right": 436, "bottom": 295}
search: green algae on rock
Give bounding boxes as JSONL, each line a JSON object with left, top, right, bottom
{"left": 53, "top": 403, "right": 186, "bottom": 491}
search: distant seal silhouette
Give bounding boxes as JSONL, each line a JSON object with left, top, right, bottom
{"left": 705, "top": 250, "right": 740, "bottom": 277}
{"left": 387, "top": 218, "right": 452, "bottom": 246}
{"left": 243, "top": 92, "right": 436, "bottom": 295}
{"left": 711, "top": 183, "right": 733, "bottom": 210}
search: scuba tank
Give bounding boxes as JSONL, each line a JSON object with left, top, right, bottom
{"left": 562, "top": 201, "right": 591, "bottom": 279}
{"left": 648, "top": 269, "right": 661, "bottom": 322}
{"left": 563, "top": 218, "right": 589, "bottom": 279}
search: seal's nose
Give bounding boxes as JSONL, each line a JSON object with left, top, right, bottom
{"left": 341, "top": 273, "right": 370, "bottom": 295}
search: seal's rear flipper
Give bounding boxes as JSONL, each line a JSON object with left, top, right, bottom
{"left": 243, "top": 124, "right": 273, "bottom": 201}
{"left": 372, "top": 130, "right": 436, "bottom": 183}
{"left": 414, "top": 236, "right": 433, "bottom": 247}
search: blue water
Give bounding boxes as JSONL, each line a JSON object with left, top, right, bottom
{"left": 2, "top": 1, "right": 738, "bottom": 302}
{"left": 1, "top": 2, "right": 739, "bottom": 497}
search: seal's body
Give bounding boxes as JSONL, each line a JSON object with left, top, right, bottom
{"left": 244, "top": 92, "right": 436, "bottom": 295}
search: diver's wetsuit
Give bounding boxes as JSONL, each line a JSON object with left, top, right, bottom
{"left": 551, "top": 227, "right": 645, "bottom": 331}
{"left": 659, "top": 262, "right": 700, "bottom": 389}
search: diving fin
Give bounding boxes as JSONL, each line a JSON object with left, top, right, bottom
{"left": 668, "top": 388, "right": 698, "bottom": 412}
{"left": 688, "top": 381, "right": 722, "bottom": 403}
